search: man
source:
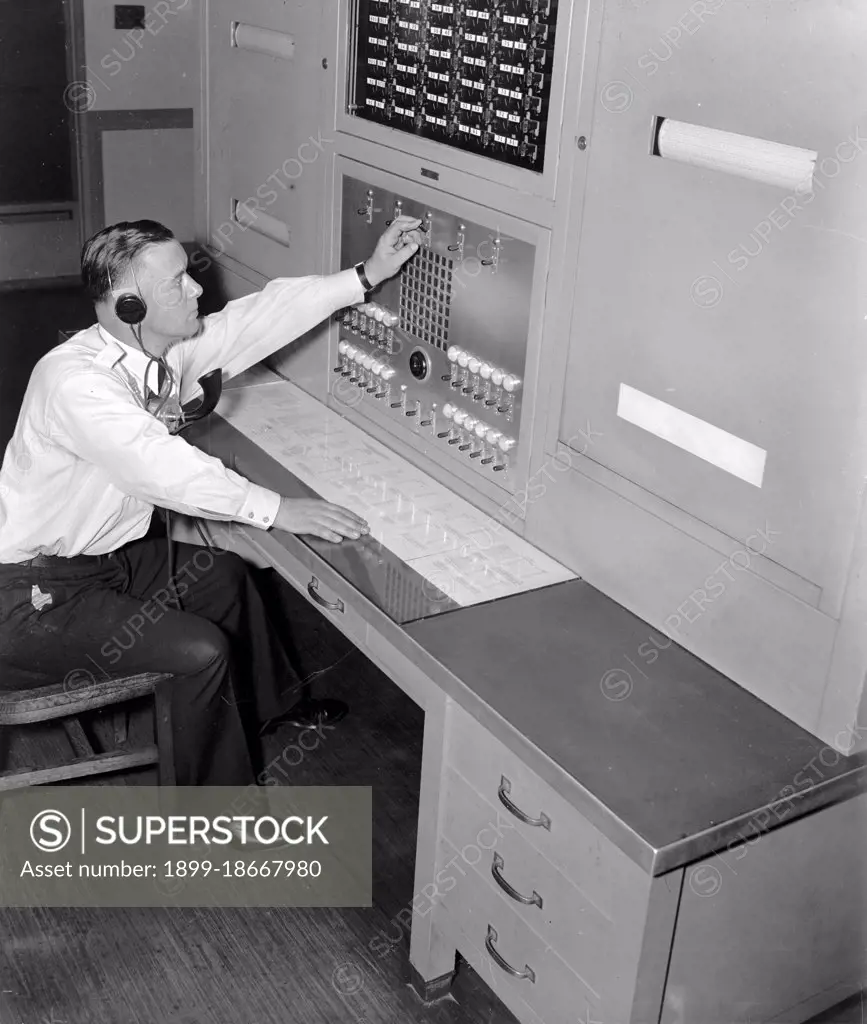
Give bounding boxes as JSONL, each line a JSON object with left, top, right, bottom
{"left": 0, "top": 215, "right": 422, "bottom": 788}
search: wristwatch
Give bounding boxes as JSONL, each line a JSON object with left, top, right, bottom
{"left": 354, "top": 262, "right": 373, "bottom": 298}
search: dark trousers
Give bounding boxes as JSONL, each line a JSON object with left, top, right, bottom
{"left": 0, "top": 537, "right": 301, "bottom": 786}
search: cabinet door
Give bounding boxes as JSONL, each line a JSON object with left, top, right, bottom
{"left": 661, "top": 793, "right": 867, "bottom": 1024}
{"left": 204, "top": 0, "right": 329, "bottom": 282}
{"left": 557, "top": 0, "right": 867, "bottom": 602}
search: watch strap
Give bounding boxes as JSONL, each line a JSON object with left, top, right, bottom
{"left": 354, "top": 262, "right": 373, "bottom": 295}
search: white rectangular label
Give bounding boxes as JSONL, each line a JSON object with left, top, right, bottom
{"left": 617, "top": 384, "right": 766, "bottom": 487}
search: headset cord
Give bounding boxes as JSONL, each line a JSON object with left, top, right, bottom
{"left": 134, "top": 324, "right": 183, "bottom": 611}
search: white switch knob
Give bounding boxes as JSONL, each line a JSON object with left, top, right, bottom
{"left": 382, "top": 312, "right": 399, "bottom": 327}
{"left": 338, "top": 340, "right": 349, "bottom": 355}
{"left": 491, "top": 367, "right": 505, "bottom": 387}
{"left": 371, "top": 359, "right": 386, "bottom": 375}
{"left": 479, "top": 362, "right": 493, "bottom": 380}
{"left": 502, "top": 374, "right": 522, "bottom": 394}
{"left": 498, "top": 435, "right": 516, "bottom": 452}
{"left": 457, "top": 351, "right": 470, "bottom": 369}
{"left": 485, "top": 427, "right": 502, "bottom": 445}
{"left": 474, "top": 420, "right": 488, "bottom": 438}
{"left": 463, "top": 416, "right": 477, "bottom": 432}
{"left": 362, "top": 355, "right": 375, "bottom": 370}
{"left": 453, "top": 409, "right": 468, "bottom": 426}
{"left": 380, "top": 366, "right": 396, "bottom": 380}
{"left": 443, "top": 403, "right": 456, "bottom": 419}
{"left": 468, "top": 357, "right": 481, "bottom": 375}
{"left": 447, "top": 345, "right": 461, "bottom": 363}
{"left": 373, "top": 307, "right": 385, "bottom": 322}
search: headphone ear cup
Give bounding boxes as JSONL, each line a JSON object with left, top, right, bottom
{"left": 115, "top": 293, "right": 147, "bottom": 325}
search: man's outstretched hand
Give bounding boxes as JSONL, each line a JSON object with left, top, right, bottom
{"left": 274, "top": 498, "right": 370, "bottom": 543}
{"left": 363, "top": 215, "right": 423, "bottom": 288}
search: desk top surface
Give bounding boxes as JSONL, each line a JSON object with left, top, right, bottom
{"left": 406, "top": 581, "right": 867, "bottom": 872}
{"left": 205, "top": 372, "right": 867, "bottom": 875}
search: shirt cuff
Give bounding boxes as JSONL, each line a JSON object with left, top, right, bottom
{"left": 237, "top": 482, "right": 281, "bottom": 530}
{"left": 335, "top": 266, "right": 366, "bottom": 306}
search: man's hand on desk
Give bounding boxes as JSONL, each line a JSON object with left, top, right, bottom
{"left": 273, "top": 498, "right": 370, "bottom": 543}
{"left": 363, "top": 216, "right": 424, "bottom": 288}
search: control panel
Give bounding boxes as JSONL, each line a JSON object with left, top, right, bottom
{"left": 334, "top": 174, "right": 535, "bottom": 480}
{"left": 349, "top": 0, "right": 559, "bottom": 172}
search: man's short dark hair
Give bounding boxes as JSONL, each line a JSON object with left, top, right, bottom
{"left": 81, "top": 220, "right": 175, "bottom": 304}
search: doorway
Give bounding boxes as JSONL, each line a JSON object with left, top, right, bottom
{"left": 0, "top": 0, "right": 84, "bottom": 286}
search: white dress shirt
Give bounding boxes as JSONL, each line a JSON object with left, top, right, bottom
{"left": 0, "top": 269, "right": 363, "bottom": 562}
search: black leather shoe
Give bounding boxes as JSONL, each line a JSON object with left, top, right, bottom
{"left": 259, "top": 697, "right": 349, "bottom": 736}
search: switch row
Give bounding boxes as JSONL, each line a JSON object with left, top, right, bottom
{"left": 356, "top": 302, "right": 399, "bottom": 326}
{"left": 338, "top": 340, "right": 397, "bottom": 379}
{"left": 446, "top": 345, "right": 521, "bottom": 393}
{"left": 441, "top": 403, "right": 516, "bottom": 452}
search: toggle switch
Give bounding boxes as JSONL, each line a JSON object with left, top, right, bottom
{"left": 502, "top": 374, "right": 522, "bottom": 394}
{"left": 438, "top": 403, "right": 455, "bottom": 436}
{"left": 447, "top": 223, "right": 466, "bottom": 260}
{"left": 358, "top": 188, "right": 374, "bottom": 223}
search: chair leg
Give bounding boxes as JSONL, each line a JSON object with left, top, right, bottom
{"left": 154, "top": 684, "right": 176, "bottom": 786}
{"left": 113, "top": 710, "right": 129, "bottom": 746}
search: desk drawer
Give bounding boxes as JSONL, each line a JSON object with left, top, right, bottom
{"left": 440, "top": 767, "right": 631, "bottom": 989}
{"left": 446, "top": 702, "right": 647, "bottom": 922}
{"left": 228, "top": 526, "right": 370, "bottom": 650}
{"left": 438, "top": 836, "right": 604, "bottom": 1024}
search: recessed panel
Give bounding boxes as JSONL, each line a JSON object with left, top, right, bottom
{"left": 349, "top": 0, "right": 559, "bottom": 172}
{"left": 334, "top": 173, "right": 537, "bottom": 482}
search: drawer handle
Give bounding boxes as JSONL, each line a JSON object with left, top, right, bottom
{"left": 484, "top": 924, "right": 536, "bottom": 983}
{"left": 498, "top": 776, "right": 552, "bottom": 830}
{"left": 491, "top": 853, "right": 543, "bottom": 909}
{"left": 307, "top": 577, "right": 345, "bottom": 614}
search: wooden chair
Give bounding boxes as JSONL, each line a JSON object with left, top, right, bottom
{"left": 0, "top": 672, "right": 176, "bottom": 791}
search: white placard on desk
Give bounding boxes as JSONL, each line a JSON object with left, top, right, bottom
{"left": 217, "top": 381, "right": 576, "bottom": 606}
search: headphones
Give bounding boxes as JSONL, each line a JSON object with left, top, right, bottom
{"left": 107, "top": 267, "right": 147, "bottom": 325}
{"left": 115, "top": 292, "right": 147, "bottom": 325}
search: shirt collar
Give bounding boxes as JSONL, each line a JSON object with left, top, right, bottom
{"left": 94, "top": 325, "right": 160, "bottom": 392}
